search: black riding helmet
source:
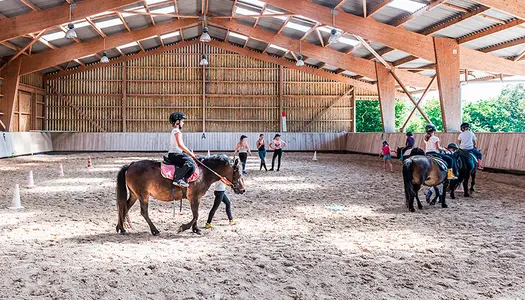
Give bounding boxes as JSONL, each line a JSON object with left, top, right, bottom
{"left": 169, "top": 112, "right": 187, "bottom": 124}
{"left": 460, "top": 122, "right": 470, "bottom": 130}
{"left": 425, "top": 124, "right": 437, "bottom": 133}
{"left": 447, "top": 143, "right": 459, "bottom": 150}
{"left": 406, "top": 131, "right": 413, "bottom": 137}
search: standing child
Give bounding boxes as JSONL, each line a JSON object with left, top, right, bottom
{"left": 269, "top": 134, "right": 287, "bottom": 171}
{"left": 234, "top": 135, "right": 251, "bottom": 175}
{"left": 205, "top": 180, "right": 238, "bottom": 229}
{"left": 380, "top": 141, "right": 394, "bottom": 173}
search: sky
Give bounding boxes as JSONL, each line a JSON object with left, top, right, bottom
{"left": 420, "top": 81, "right": 524, "bottom": 104}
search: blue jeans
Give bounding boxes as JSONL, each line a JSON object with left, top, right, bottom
{"left": 258, "top": 149, "right": 266, "bottom": 161}
{"left": 469, "top": 148, "right": 482, "bottom": 160}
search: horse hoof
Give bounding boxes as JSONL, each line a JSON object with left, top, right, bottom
{"left": 193, "top": 228, "right": 202, "bottom": 235}
{"left": 450, "top": 195, "right": 455, "bottom": 199}
{"left": 464, "top": 193, "right": 470, "bottom": 198}
{"left": 178, "top": 226, "right": 185, "bottom": 233}
{"left": 430, "top": 201, "right": 436, "bottom": 206}
{"left": 151, "top": 230, "right": 160, "bottom": 236}
{"left": 409, "top": 208, "right": 415, "bottom": 212}
{"left": 442, "top": 204, "right": 448, "bottom": 208}
{"left": 417, "top": 204, "right": 423, "bottom": 210}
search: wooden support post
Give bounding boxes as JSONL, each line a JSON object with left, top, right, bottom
{"left": 122, "top": 62, "right": 127, "bottom": 132}
{"left": 202, "top": 64, "right": 206, "bottom": 133}
{"left": 31, "top": 91, "right": 37, "bottom": 130}
{"left": 375, "top": 62, "right": 396, "bottom": 133}
{"left": 0, "top": 58, "right": 22, "bottom": 131}
{"left": 351, "top": 86, "right": 356, "bottom": 132}
{"left": 279, "top": 65, "right": 284, "bottom": 132}
{"left": 434, "top": 37, "right": 461, "bottom": 132}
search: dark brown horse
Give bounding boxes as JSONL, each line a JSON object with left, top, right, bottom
{"left": 396, "top": 147, "right": 425, "bottom": 161}
{"left": 402, "top": 155, "right": 449, "bottom": 212}
{"left": 115, "top": 154, "right": 245, "bottom": 235}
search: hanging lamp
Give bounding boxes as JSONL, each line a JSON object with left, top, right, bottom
{"left": 200, "top": 15, "right": 211, "bottom": 43}
{"left": 296, "top": 41, "right": 305, "bottom": 67}
{"left": 100, "top": 38, "right": 109, "bottom": 63}
{"left": 199, "top": 54, "right": 209, "bottom": 66}
{"left": 65, "top": 4, "right": 77, "bottom": 39}
{"left": 328, "top": 9, "right": 341, "bottom": 44}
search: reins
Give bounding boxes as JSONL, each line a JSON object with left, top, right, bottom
{"left": 193, "top": 158, "right": 233, "bottom": 186}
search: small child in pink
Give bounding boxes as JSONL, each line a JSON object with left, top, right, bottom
{"left": 379, "top": 140, "right": 394, "bottom": 173}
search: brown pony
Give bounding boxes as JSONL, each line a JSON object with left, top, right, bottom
{"left": 115, "top": 154, "right": 245, "bottom": 235}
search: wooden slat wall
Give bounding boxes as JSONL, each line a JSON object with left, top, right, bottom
{"left": 345, "top": 132, "right": 525, "bottom": 172}
{"left": 51, "top": 132, "right": 347, "bottom": 152}
{"left": 45, "top": 44, "right": 366, "bottom": 133}
{"left": 1, "top": 72, "right": 45, "bottom": 132}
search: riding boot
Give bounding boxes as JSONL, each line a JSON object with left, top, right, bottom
{"left": 477, "top": 159, "right": 484, "bottom": 170}
{"left": 262, "top": 161, "right": 267, "bottom": 171}
{"left": 260, "top": 161, "right": 263, "bottom": 170}
{"left": 173, "top": 163, "right": 191, "bottom": 187}
{"left": 447, "top": 169, "right": 457, "bottom": 180}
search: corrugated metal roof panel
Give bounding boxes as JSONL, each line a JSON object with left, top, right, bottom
{"left": 163, "top": 35, "right": 182, "bottom": 46}
{"left": 312, "top": 0, "right": 338, "bottom": 10}
{"left": 322, "top": 64, "right": 339, "bottom": 71}
{"left": 30, "top": 0, "right": 63, "bottom": 10}
{"left": 445, "top": 0, "right": 479, "bottom": 10}
{"left": 124, "top": 15, "right": 151, "bottom": 30}
{"left": 209, "top": 0, "right": 234, "bottom": 16}
{"left": 0, "top": 0, "right": 31, "bottom": 18}
{"left": 461, "top": 26, "right": 525, "bottom": 50}
{"left": 435, "top": 15, "right": 499, "bottom": 38}
{"left": 281, "top": 27, "right": 308, "bottom": 40}
{"left": 246, "top": 39, "right": 267, "bottom": 51}
{"left": 372, "top": 6, "right": 409, "bottom": 24}
{"left": 491, "top": 44, "right": 525, "bottom": 58}
{"left": 209, "top": 26, "right": 228, "bottom": 41}
{"left": 403, "top": 6, "right": 460, "bottom": 32}
{"left": 382, "top": 49, "right": 411, "bottom": 62}
{"left": 305, "top": 57, "right": 322, "bottom": 65}
{"left": 398, "top": 57, "right": 433, "bottom": 68}
{"left": 139, "top": 37, "right": 160, "bottom": 50}
{"left": 342, "top": 70, "right": 358, "bottom": 77}
{"left": 29, "top": 43, "right": 49, "bottom": 54}
{"left": 236, "top": 18, "right": 257, "bottom": 27}
{"left": 182, "top": 26, "right": 201, "bottom": 40}
{"left": 266, "top": 47, "right": 286, "bottom": 57}
{"left": 75, "top": 26, "right": 101, "bottom": 42}
{"left": 257, "top": 16, "right": 286, "bottom": 33}
{"left": 177, "top": 0, "right": 201, "bottom": 15}
{"left": 480, "top": 9, "right": 515, "bottom": 21}
{"left": 0, "top": 45, "right": 16, "bottom": 57}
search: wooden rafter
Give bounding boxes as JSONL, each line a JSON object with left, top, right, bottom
{"left": 334, "top": 0, "right": 348, "bottom": 9}
{"left": 158, "top": 35, "right": 165, "bottom": 47}
{"left": 86, "top": 17, "right": 107, "bottom": 38}
{"left": 142, "top": 1, "right": 156, "bottom": 25}
{"left": 367, "top": 0, "right": 393, "bottom": 18}
{"left": 6, "top": 30, "right": 46, "bottom": 65}
{"left": 277, "top": 16, "right": 292, "bottom": 34}
{"left": 470, "top": 0, "right": 525, "bottom": 21}
{"left": 400, "top": 76, "right": 436, "bottom": 131}
{"left": 19, "top": 19, "right": 198, "bottom": 75}
{"left": 253, "top": 4, "right": 267, "bottom": 28}
{"left": 20, "top": 0, "right": 41, "bottom": 11}
{"left": 362, "top": 0, "right": 367, "bottom": 18}
{"left": 0, "top": 0, "right": 140, "bottom": 43}
{"left": 117, "top": 12, "right": 132, "bottom": 31}
{"left": 230, "top": 0, "right": 238, "bottom": 21}
{"left": 0, "top": 41, "right": 29, "bottom": 55}
{"left": 300, "top": 23, "right": 319, "bottom": 41}
{"left": 137, "top": 40, "right": 146, "bottom": 52}
{"left": 315, "top": 28, "right": 325, "bottom": 47}
{"left": 210, "top": 19, "right": 433, "bottom": 88}
{"left": 174, "top": 0, "right": 180, "bottom": 19}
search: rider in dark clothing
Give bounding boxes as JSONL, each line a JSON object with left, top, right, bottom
{"left": 400, "top": 131, "right": 415, "bottom": 159}
{"left": 167, "top": 112, "right": 196, "bottom": 187}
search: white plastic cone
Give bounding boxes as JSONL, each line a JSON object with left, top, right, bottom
{"left": 313, "top": 151, "right": 318, "bottom": 161}
{"left": 9, "top": 184, "right": 24, "bottom": 209}
{"left": 27, "top": 170, "right": 35, "bottom": 188}
{"left": 207, "top": 150, "right": 211, "bottom": 156}
{"left": 58, "top": 163, "right": 64, "bottom": 177}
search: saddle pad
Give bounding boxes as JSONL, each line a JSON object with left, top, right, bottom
{"left": 430, "top": 156, "right": 448, "bottom": 171}
{"left": 160, "top": 163, "right": 200, "bottom": 182}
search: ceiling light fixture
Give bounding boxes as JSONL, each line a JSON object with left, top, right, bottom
{"left": 199, "top": 54, "right": 209, "bottom": 66}
{"left": 296, "top": 41, "right": 304, "bottom": 67}
{"left": 100, "top": 38, "right": 109, "bottom": 63}
{"left": 65, "top": 4, "right": 77, "bottom": 39}
{"left": 328, "top": 9, "right": 341, "bottom": 44}
{"left": 200, "top": 15, "right": 211, "bottom": 43}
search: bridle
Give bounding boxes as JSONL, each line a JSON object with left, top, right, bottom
{"left": 193, "top": 158, "right": 244, "bottom": 191}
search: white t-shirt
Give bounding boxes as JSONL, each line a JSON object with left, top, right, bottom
{"left": 214, "top": 181, "right": 227, "bottom": 192}
{"left": 425, "top": 136, "right": 440, "bottom": 153}
{"left": 272, "top": 139, "right": 286, "bottom": 150}
{"left": 169, "top": 128, "right": 183, "bottom": 153}
{"left": 458, "top": 131, "right": 477, "bottom": 150}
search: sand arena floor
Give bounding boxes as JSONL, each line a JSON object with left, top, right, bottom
{"left": 1, "top": 152, "right": 524, "bottom": 299}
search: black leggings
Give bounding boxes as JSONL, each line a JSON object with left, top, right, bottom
{"left": 272, "top": 149, "right": 283, "bottom": 170}
{"left": 239, "top": 152, "right": 248, "bottom": 171}
{"left": 168, "top": 152, "right": 195, "bottom": 180}
{"left": 207, "top": 191, "right": 233, "bottom": 223}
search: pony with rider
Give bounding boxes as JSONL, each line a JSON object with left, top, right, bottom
{"left": 401, "top": 122, "right": 482, "bottom": 212}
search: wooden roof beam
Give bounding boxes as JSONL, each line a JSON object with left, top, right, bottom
{"left": 86, "top": 17, "right": 107, "bottom": 38}
{"left": 470, "top": 0, "right": 525, "bottom": 21}
{"left": 0, "top": 0, "right": 141, "bottom": 43}
{"left": 117, "top": 12, "right": 132, "bottom": 31}
{"left": 253, "top": 4, "right": 267, "bottom": 28}
{"left": 19, "top": 19, "right": 197, "bottom": 75}
{"left": 210, "top": 19, "right": 434, "bottom": 88}
{"left": 142, "top": 1, "right": 157, "bottom": 26}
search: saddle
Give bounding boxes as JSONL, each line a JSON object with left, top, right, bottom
{"left": 161, "top": 156, "right": 200, "bottom": 182}
{"left": 426, "top": 154, "right": 448, "bottom": 171}
{"left": 457, "top": 149, "right": 478, "bottom": 163}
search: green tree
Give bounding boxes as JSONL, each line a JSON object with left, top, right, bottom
{"left": 355, "top": 100, "right": 382, "bottom": 132}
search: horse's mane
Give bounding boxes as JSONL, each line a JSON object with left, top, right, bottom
{"left": 197, "top": 154, "right": 234, "bottom": 167}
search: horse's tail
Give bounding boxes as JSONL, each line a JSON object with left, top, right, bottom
{"left": 402, "top": 159, "right": 415, "bottom": 206}
{"left": 116, "top": 164, "right": 131, "bottom": 232}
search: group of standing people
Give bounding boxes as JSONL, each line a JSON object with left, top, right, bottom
{"left": 234, "top": 133, "right": 287, "bottom": 173}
